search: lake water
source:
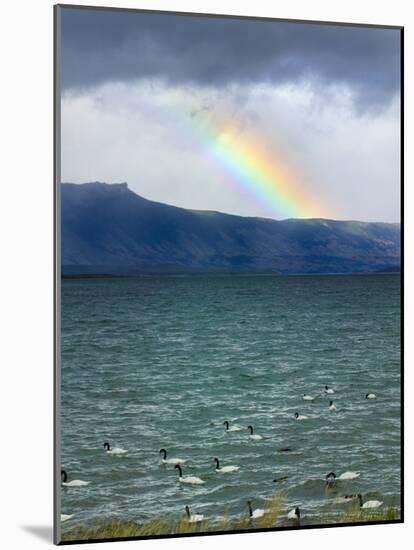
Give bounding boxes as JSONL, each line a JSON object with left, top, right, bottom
{"left": 60, "top": 273, "right": 401, "bottom": 532}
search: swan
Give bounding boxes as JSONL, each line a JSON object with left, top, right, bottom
{"left": 294, "top": 412, "right": 308, "bottom": 420}
{"left": 273, "top": 476, "right": 289, "bottom": 483}
{"left": 358, "top": 494, "right": 383, "bottom": 509}
{"left": 61, "top": 514, "right": 73, "bottom": 522}
{"left": 326, "top": 471, "right": 360, "bottom": 481}
{"left": 287, "top": 507, "right": 301, "bottom": 522}
{"left": 366, "top": 393, "right": 377, "bottom": 399}
{"left": 247, "top": 500, "right": 265, "bottom": 519}
{"left": 325, "top": 385, "right": 335, "bottom": 394}
{"left": 185, "top": 505, "right": 204, "bottom": 523}
{"left": 159, "top": 448, "right": 187, "bottom": 465}
{"left": 223, "top": 420, "right": 242, "bottom": 432}
{"left": 329, "top": 401, "right": 337, "bottom": 411}
{"left": 214, "top": 457, "right": 239, "bottom": 473}
{"left": 61, "top": 470, "right": 89, "bottom": 487}
{"left": 104, "top": 442, "right": 128, "bottom": 455}
{"left": 174, "top": 464, "right": 204, "bottom": 485}
{"left": 247, "top": 425, "right": 263, "bottom": 440}
{"left": 302, "top": 394, "right": 314, "bottom": 401}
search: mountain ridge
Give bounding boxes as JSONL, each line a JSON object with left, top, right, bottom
{"left": 61, "top": 182, "right": 400, "bottom": 275}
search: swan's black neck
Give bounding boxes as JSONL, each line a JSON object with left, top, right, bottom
{"left": 175, "top": 464, "right": 183, "bottom": 477}
{"left": 185, "top": 506, "right": 191, "bottom": 518}
{"left": 358, "top": 494, "right": 363, "bottom": 507}
{"left": 329, "top": 401, "right": 333, "bottom": 406}
{"left": 104, "top": 442, "right": 110, "bottom": 451}
{"left": 159, "top": 448, "right": 167, "bottom": 459}
{"left": 247, "top": 501, "right": 253, "bottom": 517}
{"left": 214, "top": 458, "right": 220, "bottom": 469}
{"left": 61, "top": 470, "right": 67, "bottom": 482}
{"left": 294, "top": 412, "right": 299, "bottom": 418}
{"left": 224, "top": 421, "right": 229, "bottom": 430}
{"left": 326, "top": 472, "right": 336, "bottom": 480}
{"left": 248, "top": 425, "right": 253, "bottom": 435}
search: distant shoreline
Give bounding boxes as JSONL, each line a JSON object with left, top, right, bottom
{"left": 61, "top": 270, "right": 400, "bottom": 280}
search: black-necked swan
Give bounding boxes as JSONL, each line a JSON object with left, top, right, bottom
{"left": 185, "top": 505, "right": 204, "bottom": 522}
{"left": 223, "top": 420, "right": 241, "bottom": 432}
{"left": 358, "top": 494, "right": 383, "bottom": 509}
{"left": 302, "top": 394, "right": 314, "bottom": 401}
{"left": 325, "top": 385, "right": 335, "bottom": 394}
{"left": 174, "top": 464, "right": 204, "bottom": 485}
{"left": 287, "top": 507, "right": 301, "bottom": 523}
{"left": 61, "top": 470, "right": 89, "bottom": 487}
{"left": 366, "top": 393, "right": 377, "bottom": 399}
{"left": 104, "top": 442, "right": 128, "bottom": 455}
{"left": 214, "top": 457, "right": 239, "bottom": 473}
{"left": 61, "top": 514, "right": 73, "bottom": 522}
{"left": 294, "top": 412, "right": 308, "bottom": 420}
{"left": 329, "top": 401, "right": 337, "bottom": 411}
{"left": 247, "top": 500, "right": 265, "bottom": 518}
{"left": 326, "top": 471, "right": 360, "bottom": 481}
{"left": 247, "top": 425, "right": 263, "bottom": 440}
{"left": 159, "top": 448, "right": 187, "bottom": 465}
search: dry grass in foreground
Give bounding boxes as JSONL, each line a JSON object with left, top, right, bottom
{"left": 61, "top": 495, "right": 400, "bottom": 542}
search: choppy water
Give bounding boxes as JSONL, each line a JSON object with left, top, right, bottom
{"left": 60, "top": 274, "right": 401, "bottom": 532}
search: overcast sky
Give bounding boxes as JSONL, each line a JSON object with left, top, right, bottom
{"left": 60, "top": 7, "right": 401, "bottom": 222}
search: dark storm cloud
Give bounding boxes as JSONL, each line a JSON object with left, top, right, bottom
{"left": 60, "top": 7, "right": 401, "bottom": 106}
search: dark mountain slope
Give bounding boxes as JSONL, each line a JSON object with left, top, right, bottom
{"left": 61, "top": 182, "right": 400, "bottom": 275}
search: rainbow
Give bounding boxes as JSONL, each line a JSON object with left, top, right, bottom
{"left": 192, "top": 112, "right": 332, "bottom": 220}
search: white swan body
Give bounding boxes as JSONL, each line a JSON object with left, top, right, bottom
{"left": 338, "top": 471, "right": 360, "bottom": 480}
{"left": 107, "top": 447, "right": 128, "bottom": 455}
{"left": 329, "top": 401, "right": 337, "bottom": 411}
{"left": 214, "top": 458, "right": 239, "bottom": 473}
{"left": 61, "top": 514, "right": 73, "bottom": 522}
{"left": 175, "top": 465, "right": 204, "bottom": 485}
{"left": 287, "top": 507, "right": 300, "bottom": 520}
{"left": 362, "top": 500, "right": 383, "bottom": 509}
{"left": 62, "top": 479, "right": 89, "bottom": 487}
{"left": 247, "top": 426, "right": 263, "bottom": 440}
{"left": 185, "top": 506, "right": 204, "bottom": 522}
{"left": 302, "top": 394, "right": 314, "bottom": 401}
{"left": 224, "top": 421, "right": 242, "bottom": 432}
{"left": 366, "top": 393, "right": 377, "bottom": 399}
{"left": 247, "top": 501, "right": 264, "bottom": 518}
{"left": 217, "top": 465, "right": 240, "bottom": 473}
{"left": 294, "top": 413, "right": 308, "bottom": 420}
{"left": 358, "top": 494, "right": 383, "bottom": 508}
{"left": 159, "top": 448, "right": 187, "bottom": 464}
{"left": 325, "top": 386, "right": 335, "bottom": 394}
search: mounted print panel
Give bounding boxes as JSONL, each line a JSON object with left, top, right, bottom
{"left": 54, "top": 4, "right": 403, "bottom": 544}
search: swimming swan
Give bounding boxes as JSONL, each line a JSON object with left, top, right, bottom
{"left": 159, "top": 448, "right": 187, "bottom": 465}
{"left": 223, "top": 420, "right": 242, "bottom": 432}
{"left": 287, "top": 507, "right": 301, "bottom": 522}
{"left": 326, "top": 471, "right": 360, "bottom": 481}
{"left": 325, "top": 385, "right": 335, "bottom": 394}
{"left": 185, "top": 505, "right": 204, "bottom": 522}
{"left": 174, "top": 464, "right": 204, "bottom": 485}
{"left": 358, "top": 494, "right": 383, "bottom": 509}
{"left": 302, "top": 394, "right": 314, "bottom": 401}
{"left": 366, "top": 393, "right": 377, "bottom": 399}
{"left": 104, "top": 442, "right": 128, "bottom": 455}
{"left": 61, "top": 470, "right": 89, "bottom": 487}
{"left": 247, "top": 501, "right": 265, "bottom": 518}
{"left": 214, "top": 457, "right": 239, "bottom": 473}
{"left": 329, "top": 401, "right": 337, "bottom": 411}
{"left": 247, "top": 425, "right": 264, "bottom": 440}
{"left": 61, "top": 514, "right": 73, "bottom": 522}
{"left": 294, "top": 412, "right": 308, "bottom": 420}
